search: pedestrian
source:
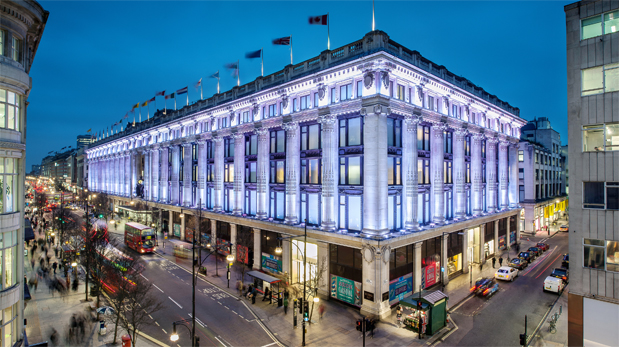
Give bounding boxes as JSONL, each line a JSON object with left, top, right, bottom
{"left": 499, "top": 257, "right": 503, "bottom": 267}
{"left": 284, "top": 296, "right": 289, "bottom": 315}
{"left": 30, "top": 257, "right": 35, "bottom": 270}
{"left": 237, "top": 281, "right": 242, "bottom": 296}
{"left": 492, "top": 257, "right": 496, "bottom": 268}
{"left": 516, "top": 244, "right": 520, "bottom": 253}
{"left": 52, "top": 262, "right": 57, "bottom": 274}
{"left": 479, "top": 261, "right": 484, "bottom": 271}
{"left": 251, "top": 286, "right": 256, "bottom": 305}
{"left": 50, "top": 328, "right": 58, "bottom": 346}
{"left": 262, "top": 287, "right": 270, "bottom": 301}
{"left": 319, "top": 303, "right": 325, "bottom": 320}
{"left": 33, "top": 276, "right": 38, "bottom": 291}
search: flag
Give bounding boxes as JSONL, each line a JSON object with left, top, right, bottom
{"left": 155, "top": 90, "right": 165, "bottom": 96}
{"left": 194, "top": 78, "right": 202, "bottom": 90}
{"left": 165, "top": 92, "right": 175, "bottom": 100}
{"left": 309, "top": 14, "right": 328, "bottom": 25}
{"left": 86, "top": 128, "right": 91, "bottom": 133}
{"left": 123, "top": 113, "right": 129, "bottom": 119}
{"left": 149, "top": 96, "right": 156, "bottom": 102}
{"left": 272, "top": 36, "right": 291, "bottom": 45}
{"left": 132, "top": 103, "right": 139, "bottom": 110}
{"left": 176, "top": 87, "right": 188, "bottom": 95}
{"left": 245, "top": 49, "right": 262, "bottom": 59}
{"left": 210, "top": 71, "right": 219, "bottom": 79}
{"left": 225, "top": 62, "right": 238, "bottom": 69}
{"left": 142, "top": 101, "right": 148, "bottom": 107}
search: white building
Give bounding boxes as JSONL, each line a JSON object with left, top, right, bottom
{"left": 0, "top": 0, "right": 48, "bottom": 345}
{"left": 517, "top": 117, "right": 568, "bottom": 234}
{"left": 566, "top": 1, "right": 619, "bottom": 346}
{"left": 86, "top": 30, "right": 526, "bottom": 318}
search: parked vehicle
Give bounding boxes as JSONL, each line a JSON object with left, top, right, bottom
{"left": 536, "top": 242, "right": 550, "bottom": 252}
{"left": 562, "top": 254, "right": 569, "bottom": 268}
{"left": 518, "top": 252, "right": 532, "bottom": 263}
{"left": 559, "top": 225, "right": 569, "bottom": 232}
{"left": 544, "top": 276, "right": 566, "bottom": 293}
{"left": 471, "top": 277, "right": 499, "bottom": 297}
{"left": 528, "top": 247, "right": 541, "bottom": 258}
{"left": 509, "top": 257, "right": 528, "bottom": 270}
{"left": 550, "top": 268, "right": 569, "bottom": 283}
{"left": 495, "top": 266, "right": 519, "bottom": 281}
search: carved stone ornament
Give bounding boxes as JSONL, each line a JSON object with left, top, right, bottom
{"left": 416, "top": 86, "right": 423, "bottom": 102}
{"left": 282, "top": 95, "right": 289, "bottom": 109}
{"left": 252, "top": 103, "right": 259, "bottom": 116}
{"left": 318, "top": 84, "right": 327, "bottom": 100}
{"left": 361, "top": 244, "right": 376, "bottom": 264}
{"left": 381, "top": 71, "right": 390, "bottom": 89}
{"left": 363, "top": 72, "right": 374, "bottom": 89}
{"left": 380, "top": 246, "right": 391, "bottom": 265}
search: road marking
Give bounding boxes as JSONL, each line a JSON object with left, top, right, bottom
{"left": 162, "top": 328, "right": 167, "bottom": 334}
{"left": 188, "top": 313, "right": 205, "bottom": 327}
{"left": 449, "top": 294, "right": 474, "bottom": 312}
{"left": 155, "top": 321, "right": 160, "bottom": 326}
{"left": 168, "top": 296, "right": 183, "bottom": 309}
{"left": 140, "top": 274, "right": 149, "bottom": 281}
{"left": 153, "top": 284, "right": 164, "bottom": 293}
{"left": 261, "top": 343, "right": 277, "bottom": 347}
{"left": 535, "top": 253, "right": 563, "bottom": 279}
{"left": 215, "top": 336, "right": 230, "bottom": 347}
{"left": 148, "top": 314, "right": 153, "bottom": 319}
{"left": 232, "top": 310, "right": 237, "bottom": 315}
{"left": 224, "top": 306, "right": 230, "bottom": 310}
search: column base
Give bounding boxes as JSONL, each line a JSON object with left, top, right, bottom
{"left": 487, "top": 207, "right": 496, "bottom": 214}
{"left": 360, "top": 301, "right": 391, "bottom": 320}
{"left": 361, "top": 228, "right": 390, "bottom": 238}
{"left": 213, "top": 206, "right": 222, "bottom": 212}
{"left": 432, "top": 217, "right": 445, "bottom": 226}
{"left": 404, "top": 221, "right": 419, "bottom": 232}
{"left": 320, "top": 221, "right": 337, "bottom": 232}
{"left": 233, "top": 209, "right": 243, "bottom": 216}
{"left": 473, "top": 209, "right": 482, "bottom": 216}
{"left": 455, "top": 212, "right": 467, "bottom": 219}
{"left": 500, "top": 204, "right": 509, "bottom": 210}
{"left": 284, "top": 216, "right": 298, "bottom": 225}
{"left": 256, "top": 212, "right": 268, "bottom": 220}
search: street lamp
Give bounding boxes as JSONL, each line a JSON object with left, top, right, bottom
{"left": 170, "top": 320, "right": 193, "bottom": 344}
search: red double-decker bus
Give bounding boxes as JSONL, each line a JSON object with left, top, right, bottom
{"left": 124, "top": 222, "right": 156, "bottom": 253}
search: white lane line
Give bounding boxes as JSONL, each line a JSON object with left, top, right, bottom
{"left": 232, "top": 310, "right": 237, "bottom": 315}
{"left": 162, "top": 328, "right": 167, "bottom": 334}
{"left": 224, "top": 306, "right": 230, "bottom": 310}
{"left": 155, "top": 322, "right": 160, "bottom": 326}
{"left": 168, "top": 296, "right": 183, "bottom": 309}
{"left": 188, "top": 313, "right": 205, "bottom": 327}
{"left": 148, "top": 315, "right": 153, "bottom": 319}
{"left": 239, "top": 315, "right": 244, "bottom": 319}
{"left": 261, "top": 343, "right": 277, "bottom": 347}
{"left": 218, "top": 301, "right": 222, "bottom": 305}
{"left": 215, "top": 336, "right": 228, "bottom": 347}
{"left": 140, "top": 274, "right": 149, "bottom": 281}
{"left": 153, "top": 284, "right": 164, "bottom": 293}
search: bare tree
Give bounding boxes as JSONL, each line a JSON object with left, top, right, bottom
{"left": 234, "top": 228, "right": 254, "bottom": 287}
{"left": 306, "top": 256, "right": 328, "bottom": 322}
{"left": 34, "top": 191, "right": 48, "bottom": 214}
{"left": 92, "top": 193, "right": 111, "bottom": 220}
{"left": 118, "top": 276, "right": 164, "bottom": 347}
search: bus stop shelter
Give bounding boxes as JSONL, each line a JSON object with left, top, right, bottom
{"left": 247, "top": 271, "right": 282, "bottom": 306}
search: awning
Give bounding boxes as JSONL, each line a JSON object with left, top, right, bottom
{"left": 247, "top": 270, "right": 281, "bottom": 284}
{"left": 24, "top": 227, "right": 35, "bottom": 242}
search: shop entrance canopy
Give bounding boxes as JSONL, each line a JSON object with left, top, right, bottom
{"left": 247, "top": 271, "right": 281, "bottom": 284}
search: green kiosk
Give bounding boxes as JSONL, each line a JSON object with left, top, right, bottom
{"left": 399, "top": 290, "right": 448, "bottom": 335}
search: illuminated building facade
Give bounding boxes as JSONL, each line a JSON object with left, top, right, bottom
{"left": 86, "top": 30, "right": 525, "bottom": 318}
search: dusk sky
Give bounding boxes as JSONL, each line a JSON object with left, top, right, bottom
{"left": 26, "top": 0, "right": 571, "bottom": 169}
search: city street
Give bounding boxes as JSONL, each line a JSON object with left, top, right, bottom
{"left": 441, "top": 230, "right": 568, "bottom": 346}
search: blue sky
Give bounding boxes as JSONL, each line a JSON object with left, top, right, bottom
{"left": 27, "top": 0, "right": 571, "bottom": 169}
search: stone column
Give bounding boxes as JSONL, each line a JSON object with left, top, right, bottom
{"left": 283, "top": 122, "right": 300, "bottom": 224}
{"left": 360, "top": 244, "right": 391, "bottom": 319}
{"left": 431, "top": 122, "right": 447, "bottom": 225}
{"left": 317, "top": 242, "right": 330, "bottom": 298}
{"left": 442, "top": 234, "right": 450, "bottom": 285}
{"left": 494, "top": 220, "right": 499, "bottom": 257}
{"left": 403, "top": 115, "right": 421, "bottom": 231}
{"left": 180, "top": 212, "right": 186, "bottom": 240}
{"left": 319, "top": 112, "right": 338, "bottom": 231}
{"left": 151, "top": 148, "right": 159, "bottom": 202}
{"left": 144, "top": 150, "right": 150, "bottom": 199}
{"left": 480, "top": 223, "right": 486, "bottom": 264}
{"left": 171, "top": 146, "right": 180, "bottom": 204}
{"left": 462, "top": 230, "right": 469, "bottom": 274}
{"left": 131, "top": 151, "right": 138, "bottom": 198}
{"left": 253, "top": 228, "right": 261, "bottom": 270}
{"left": 168, "top": 210, "right": 173, "bottom": 235}
{"left": 281, "top": 240, "right": 291, "bottom": 278}
{"left": 486, "top": 137, "right": 498, "bottom": 213}
{"left": 125, "top": 155, "right": 131, "bottom": 197}
{"left": 361, "top": 100, "right": 389, "bottom": 235}
{"left": 183, "top": 143, "right": 193, "bottom": 207}
{"left": 255, "top": 129, "right": 269, "bottom": 219}
{"left": 230, "top": 224, "right": 237, "bottom": 260}
{"left": 413, "top": 242, "right": 423, "bottom": 292}
{"left": 508, "top": 143, "right": 519, "bottom": 208}
{"left": 471, "top": 133, "right": 483, "bottom": 216}
{"left": 233, "top": 134, "right": 245, "bottom": 215}
{"left": 454, "top": 128, "right": 467, "bottom": 219}
{"left": 160, "top": 147, "right": 169, "bottom": 203}
{"left": 197, "top": 140, "right": 206, "bottom": 208}
{"left": 498, "top": 140, "right": 509, "bottom": 210}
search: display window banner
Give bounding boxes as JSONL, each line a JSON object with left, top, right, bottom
{"left": 389, "top": 273, "right": 413, "bottom": 304}
{"left": 422, "top": 256, "right": 440, "bottom": 288}
{"left": 330, "top": 275, "right": 362, "bottom": 306}
{"left": 173, "top": 224, "right": 181, "bottom": 237}
{"left": 510, "top": 231, "right": 516, "bottom": 245}
{"left": 499, "top": 235, "right": 507, "bottom": 250}
{"left": 261, "top": 253, "right": 282, "bottom": 273}
{"left": 237, "top": 244, "right": 249, "bottom": 264}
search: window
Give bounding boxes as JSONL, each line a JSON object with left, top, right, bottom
{"left": 301, "top": 124, "right": 320, "bottom": 150}
{"left": 339, "top": 195, "right": 363, "bottom": 231}
{"left": 518, "top": 150, "right": 524, "bottom": 162}
{"left": 465, "top": 136, "right": 471, "bottom": 156}
{"left": 582, "top": 63, "right": 619, "bottom": 95}
{"left": 0, "top": 30, "right": 3, "bottom": 56}
{"left": 388, "top": 194, "right": 402, "bottom": 231}
{"left": 340, "top": 84, "right": 352, "bottom": 101}
{"left": 330, "top": 88, "right": 336, "bottom": 104}
{"left": 583, "top": 182, "right": 605, "bottom": 209}
{"left": 397, "top": 85, "right": 405, "bottom": 101}
{"left": 465, "top": 162, "right": 471, "bottom": 183}
{"left": 245, "top": 189, "right": 257, "bottom": 216}
{"left": 356, "top": 81, "right": 363, "bottom": 98}
{"left": 387, "top": 157, "right": 401, "bottom": 185}
{"left": 300, "top": 192, "right": 320, "bottom": 226}
{"left": 0, "top": 230, "right": 18, "bottom": 290}
{"left": 582, "top": 11, "right": 619, "bottom": 40}
{"left": 417, "top": 125, "right": 430, "bottom": 151}
{"left": 444, "top": 190, "right": 453, "bottom": 220}
{"left": 452, "top": 105, "right": 459, "bottom": 118}
{"left": 245, "top": 162, "right": 257, "bottom": 183}
{"left": 224, "top": 163, "right": 234, "bottom": 183}
{"left": 0, "top": 89, "right": 21, "bottom": 131}
{"left": 583, "top": 123, "right": 619, "bottom": 151}
{"left": 242, "top": 111, "right": 250, "bottom": 123}
{"left": 444, "top": 131, "right": 453, "bottom": 154}
{"left": 269, "top": 191, "right": 285, "bottom": 220}
{"left": 301, "top": 159, "right": 320, "bottom": 184}
{"left": 268, "top": 104, "right": 276, "bottom": 117}
{"left": 300, "top": 95, "right": 309, "bottom": 110}
{"left": 330, "top": 244, "right": 363, "bottom": 282}
{"left": 584, "top": 239, "right": 605, "bottom": 269}
{"left": 270, "top": 130, "right": 285, "bottom": 153}
{"left": 519, "top": 168, "right": 524, "bottom": 180}
{"left": 390, "top": 244, "right": 414, "bottom": 281}
{"left": 387, "top": 118, "right": 402, "bottom": 147}
{"left": 607, "top": 241, "right": 619, "bottom": 272}
{"left": 339, "top": 118, "right": 362, "bottom": 147}
{"left": 245, "top": 135, "right": 258, "bottom": 155}
{"left": 417, "top": 191, "right": 431, "bottom": 225}
{"left": 418, "top": 159, "right": 430, "bottom": 184}
{"left": 443, "top": 161, "right": 452, "bottom": 184}
{"left": 270, "top": 161, "right": 285, "bottom": 183}
{"left": 427, "top": 96, "right": 435, "bottom": 111}
{"left": 11, "top": 37, "right": 21, "bottom": 63}
{"left": 339, "top": 157, "right": 362, "bottom": 185}
{"left": 313, "top": 92, "right": 319, "bottom": 107}
{"left": 519, "top": 185, "right": 525, "bottom": 202}
{"left": 292, "top": 99, "right": 297, "bottom": 113}
{"left": 224, "top": 138, "right": 235, "bottom": 157}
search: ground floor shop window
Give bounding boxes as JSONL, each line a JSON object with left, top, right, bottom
{"left": 0, "top": 303, "right": 17, "bottom": 347}
{"left": 292, "top": 240, "right": 318, "bottom": 284}
{"left": 421, "top": 237, "right": 441, "bottom": 288}
{"left": 447, "top": 233, "right": 463, "bottom": 276}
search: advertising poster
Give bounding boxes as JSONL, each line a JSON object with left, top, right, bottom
{"left": 499, "top": 235, "right": 506, "bottom": 250}
{"left": 236, "top": 244, "right": 249, "bottom": 264}
{"left": 216, "top": 238, "right": 231, "bottom": 255}
{"left": 389, "top": 273, "right": 413, "bottom": 304}
{"left": 510, "top": 231, "right": 516, "bottom": 245}
{"left": 185, "top": 228, "right": 194, "bottom": 243}
{"left": 173, "top": 224, "right": 181, "bottom": 237}
{"left": 261, "top": 253, "right": 282, "bottom": 273}
{"left": 330, "top": 275, "right": 362, "bottom": 306}
{"left": 422, "top": 257, "right": 440, "bottom": 288}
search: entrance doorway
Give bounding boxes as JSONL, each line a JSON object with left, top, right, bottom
{"left": 291, "top": 240, "right": 318, "bottom": 285}
{"left": 467, "top": 227, "right": 481, "bottom": 264}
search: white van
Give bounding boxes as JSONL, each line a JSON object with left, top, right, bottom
{"left": 543, "top": 276, "right": 565, "bottom": 293}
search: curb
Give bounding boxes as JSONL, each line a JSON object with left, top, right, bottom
{"left": 525, "top": 285, "right": 567, "bottom": 347}
{"left": 446, "top": 293, "right": 473, "bottom": 313}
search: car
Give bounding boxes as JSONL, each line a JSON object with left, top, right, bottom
{"left": 559, "top": 225, "right": 569, "bottom": 232}
{"left": 536, "top": 242, "right": 549, "bottom": 252}
{"left": 518, "top": 252, "right": 532, "bottom": 263}
{"left": 495, "top": 266, "right": 519, "bottom": 281}
{"left": 471, "top": 277, "right": 499, "bottom": 297}
{"left": 550, "top": 268, "right": 569, "bottom": 283}
{"left": 528, "top": 247, "right": 541, "bottom": 258}
{"left": 562, "top": 254, "right": 569, "bottom": 268}
{"left": 509, "top": 257, "right": 528, "bottom": 270}
{"left": 544, "top": 276, "right": 566, "bottom": 293}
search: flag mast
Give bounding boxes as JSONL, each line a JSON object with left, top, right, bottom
{"left": 139, "top": 105, "right": 142, "bottom": 122}
{"left": 372, "top": 0, "right": 375, "bottom": 31}
{"left": 217, "top": 70, "right": 220, "bottom": 94}
{"left": 237, "top": 60, "right": 240, "bottom": 86}
{"left": 200, "top": 80, "right": 203, "bottom": 100}
{"left": 328, "top": 12, "right": 330, "bottom": 50}
{"left": 290, "top": 35, "right": 293, "bottom": 65}
{"left": 261, "top": 48, "right": 264, "bottom": 77}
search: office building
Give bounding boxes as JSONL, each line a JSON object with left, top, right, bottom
{"left": 76, "top": 134, "right": 94, "bottom": 149}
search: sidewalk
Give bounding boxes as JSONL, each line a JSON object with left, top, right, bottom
{"left": 530, "top": 290, "right": 567, "bottom": 347}
{"left": 24, "top": 224, "right": 158, "bottom": 347}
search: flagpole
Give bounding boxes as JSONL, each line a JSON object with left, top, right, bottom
{"left": 139, "top": 105, "right": 142, "bottom": 122}
{"left": 328, "top": 12, "right": 330, "bottom": 50}
{"left": 201, "top": 82, "right": 203, "bottom": 100}
{"left": 174, "top": 95, "right": 177, "bottom": 110}
{"left": 186, "top": 90, "right": 189, "bottom": 106}
{"left": 147, "top": 104, "right": 150, "bottom": 121}
{"left": 372, "top": 0, "right": 375, "bottom": 31}
{"left": 237, "top": 60, "right": 240, "bottom": 86}
{"left": 164, "top": 98, "right": 167, "bottom": 114}
{"left": 261, "top": 48, "right": 264, "bottom": 77}
{"left": 290, "top": 35, "right": 293, "bottom": 65}
{"left": 217, "top": 71, "right": 220, "bottom": 94}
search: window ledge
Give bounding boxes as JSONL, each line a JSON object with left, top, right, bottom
{"left": 0, "top": 212, "right": 21, "bottom": 233}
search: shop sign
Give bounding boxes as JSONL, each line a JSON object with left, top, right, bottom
{"left": 509, "top": 231, "right": 516, "bottom": 245}
{"left": 499, "top": 235, "right": 506, "bottom": 250}
{"left": 237, "top": 244, "right": 249, "bottom": 264}
{"left": 216, "top": 238, "right": 231, "bottom": 255}
{"left": 422, "top": 257, "right": 440, "bottom": 289}
{"left": 186, "top": 228, "right": 194, "bottom": 243}
{"left": 261, "top": 253, "right": 282, "bottom": 273}
{"left": 389, "top": 273, "right": 413, "bottom": 304}
{"left": 330, "top": 275, "right": 362, "bottom": 306}
{"left": 173, "top": 224, "right": 181, "bottom": 237}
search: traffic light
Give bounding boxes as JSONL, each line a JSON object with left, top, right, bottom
{"left": 99, "top": 214, "right": 103, "bottom": 218}
{"left": 298, "top": 298, "right": 303, "bottom": 314}
{"left": 356, "top": 319, "right": 362, "bottom": 332}
{"left": 418, "top": 300, "right": 423, "bottom": 309}
{"left": 519, "top": 334, "right": 526, "bottom": 346}
{"left": 303, "top": 301, "right": 309, "bottom": 322}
